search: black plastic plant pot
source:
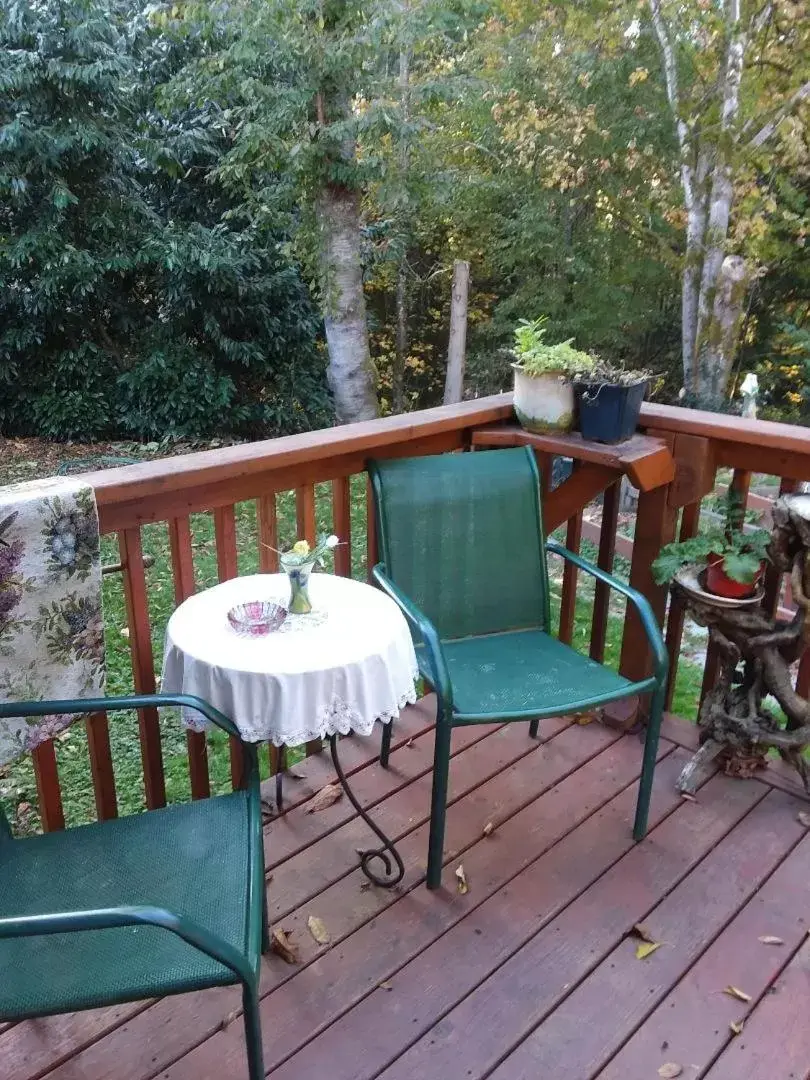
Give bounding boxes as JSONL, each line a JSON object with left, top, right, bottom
{"left": 574, "top": 379, "right": 648, "bottom": 444}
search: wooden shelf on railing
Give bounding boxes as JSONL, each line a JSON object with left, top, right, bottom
{"left": 471, "top": 425, "right": 675, "bottom": 492}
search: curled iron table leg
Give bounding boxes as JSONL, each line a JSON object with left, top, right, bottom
{"left": 329, "top": 734, "right": 405, "bottom": 888}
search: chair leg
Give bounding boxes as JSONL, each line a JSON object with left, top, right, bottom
{"left": 426, "top": 719, "right": 453, "bottom": 890}
{"left": 529, "top": 717, "right": 540, "bottom": 739}
{"left": 633, "top": 682, "right": 666, "bottom": 841}
{"left": 242, "top": 980, "right": 265, "bottom": 1080}
{"left": 381, "top": 720, "right": 393, "bottom": 769}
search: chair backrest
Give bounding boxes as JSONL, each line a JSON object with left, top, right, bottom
{"left": 369, "top": 447, "right": 550, "bottom": 641}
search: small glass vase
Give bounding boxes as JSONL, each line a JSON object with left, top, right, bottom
{"left": 280, "top": 556, "right": 317, "bottom": 615}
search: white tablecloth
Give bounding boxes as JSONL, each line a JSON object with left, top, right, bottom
{"left": 161, "top": 573, "right": 419, "bottom": 746}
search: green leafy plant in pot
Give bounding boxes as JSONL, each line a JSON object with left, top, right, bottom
{"left": 511, "top": 318, "right": 594, "bottom": 434}
{"left": 573, "top": 359, "right": 653, "bottom": 444}
{"left": 652, "top": 491, "right": 771, "bottom": 600}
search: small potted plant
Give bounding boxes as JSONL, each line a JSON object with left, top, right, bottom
{"left": 511, "top": 317, "right": 594, "bottom": 434}
{"left": 573, "top": 358, "right": 653, "bottom": 444}
{"left": 652, "top": 493, "right": 770, "bottom": 600}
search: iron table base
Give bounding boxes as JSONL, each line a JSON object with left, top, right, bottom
{"left": 328, "top": 734, "right": 405, "bottom": 888}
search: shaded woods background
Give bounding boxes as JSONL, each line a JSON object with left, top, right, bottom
{"left": 1, "top": 0, "right": 808, "bottom": 439}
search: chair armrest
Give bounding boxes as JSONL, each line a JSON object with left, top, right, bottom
{"left": 0, "top": 905, "right": 254, "bottom": 984}
{"left": 545, "top": 540, "right": 668, "bottom": 680}
{"left": 372, "top": 565, "right": 453, "bottom": 713}
{"left": 0, "top": 694, "right": 241, "bottom": 740}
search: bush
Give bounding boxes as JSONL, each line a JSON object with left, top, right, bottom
{"left": 0, "top": 0, "right": 331, "bottom": 441}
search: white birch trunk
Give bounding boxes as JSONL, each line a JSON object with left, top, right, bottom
{"left": 702, "top": 254, "right": 749, "bottom": 400}
{"left": 443, "top": 260, "right": 469, "bottom": 406}
{"left": 693, "top": 11, "right": 746, "bottom": 398}
{"left": 315, "top": 186, "right": 378, "bottom": 423}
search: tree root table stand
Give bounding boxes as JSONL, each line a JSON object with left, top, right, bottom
{"left": 675, "top": 493, "right": 810, "bottom": 794}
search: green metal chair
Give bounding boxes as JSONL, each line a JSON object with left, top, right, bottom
{"left": 0, "top": 694, "right": 268, "bottom": 1080}
{"left": 368, "top": 447, "right": 668, "bottom": 889}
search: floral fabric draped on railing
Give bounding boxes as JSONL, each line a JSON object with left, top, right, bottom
{"left": 0, "top": 477, "right": 104, "bottom": 764}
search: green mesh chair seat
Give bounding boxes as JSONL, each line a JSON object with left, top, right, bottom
{"left": 429, "top": 631, "right": 633, "bottom": 720}
{"left": 0, "top": 694, "right": 269, "bottom": 1080}
{"left": 369, "top": 447, "right": 668, "bottom": 890}
{"left": 0, "top": 791, "right": 251, "bottom": 1019}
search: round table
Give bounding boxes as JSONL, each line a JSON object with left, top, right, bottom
{"left": 161, "top": 572, "right": 419, "bottom": 886}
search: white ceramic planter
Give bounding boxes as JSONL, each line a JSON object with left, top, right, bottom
{"left": 512, "top": 364, "right": 575, "bottom": 434}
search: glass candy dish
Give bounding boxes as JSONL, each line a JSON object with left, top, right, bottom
{"left": 227, "top": 600, "right": 287, "bottom": 636}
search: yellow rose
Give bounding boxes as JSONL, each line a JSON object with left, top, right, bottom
{"left": 292, "top": 540, "right": 310, "bottom": 556}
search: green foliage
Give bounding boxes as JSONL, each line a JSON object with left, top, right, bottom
{"left": 513, "top": 318, "right": 595, "bottom": 378}
{"left": 0, "top": 0, "right": 331, "bottom": 441}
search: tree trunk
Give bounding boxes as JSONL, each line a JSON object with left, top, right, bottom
{"left": 691, "top": 8, "right": 746, "bottom": 400}
{"left": 443, "top": 259, "right": 469, "bottom": 406}
{"left": 315, "top": 185, "right": 378, "bottom": 423}
{"left": 700, "top": 254, "right": 749, "bottom": 401}
{"left": 393, "top": 257, "right": 408, "bottom": 413}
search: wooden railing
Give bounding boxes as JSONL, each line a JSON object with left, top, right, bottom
{"left": 22, "top": 395, "right": 810, "bottom": 832}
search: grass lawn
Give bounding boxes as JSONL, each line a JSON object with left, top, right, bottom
{"left": 0, "top": 442, "right": 706, "bottom": 832}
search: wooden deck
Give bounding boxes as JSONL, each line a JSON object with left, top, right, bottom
{"left": 5, "top": 701, "right": 810, "bottom": 1080}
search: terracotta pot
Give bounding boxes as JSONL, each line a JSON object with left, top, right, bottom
{"left": 704, "top": 553, "right": 764, "bottom": 599}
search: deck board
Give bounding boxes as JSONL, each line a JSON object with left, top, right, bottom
{"left": 3, "top": 710, "right": 809, "bottom": 1080}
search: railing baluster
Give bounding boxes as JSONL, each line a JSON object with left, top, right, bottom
{"left": 32, "top": 742, "right": 65, "bottom": 832}
{"left": 119, "top": 527, "right": 166, "bottom": 810}
{"left": 590, "top": 480, "right": 620, "bottom": 663}
{"left": 213, "top": 505, "right": 244, "bottom": 788}
{"left": 664, "top": 500, "right": 701, "bottom": 710}
{"left": 366, "top": 475, "right": 379, "bottom": 584}
{"left": 558, "top": 461, "right": 583, "bottom": 645}
{"left": 699, "top": 469, "right": 751, "bottom": 711}
{"left": 296, "top": 485, "right": 317, "bottom": 546}
{"left": 257, "top": 494, "right": 279, "bottom": 572}
{"left": 169, "top": 516, "right": 210, "bottom": 800}
{"left": 332, "top": 477, "right": 352, "bottom": 577}
{"left": 85, "top": 711, "right": 118, "bottom": 820}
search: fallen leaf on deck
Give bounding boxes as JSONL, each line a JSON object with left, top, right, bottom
{"left": 798, "top": 811, "right": 810, "bottom": 828}
{"left": 306, "top": 783, "right": 343, "bottom": 813}
{"left": 657, "top": 1064, "right": 683, "bottom": 1078}
{"left": 307, "top": 916, "right": 330, "bottom": 945}
{"left": 379, "top": 981, "right": 393, "bottom": 991}
{"left": 630, "top": 923, "right": 656, "bottom": 944}
{"left": 483, "top": 821, "right": 495, "bottom": 837}
{"left": 360, "top": 881, "right": 372, "bottom": 892}
{"left": 680, "top": 793, "right": 697, "bottom": 803}
{"left": 730, "top": 1020, "right": 744, "bottom": 1036}
{"left": 270, "top": 928, "right": 298, "bottom": 964}
{"left": 219, "top": 1009, "right": 239, "bottom": 1031}
{"left": 723, "top": 985, "right": 752, "bottom": 1003}
{"left": 758, "top": 935, "right": 784, "bottom": 945}
{"left": 406, "top": 738, "right": 415, "bottom": 748}
{"left": 455, "top": 864, "right": 469, "bottom": 894}
{"left": 636, "top": 941, "right": 661, "bottom": 960}
{"left": 574, "top": 712, "right": 594, "bottom": 725}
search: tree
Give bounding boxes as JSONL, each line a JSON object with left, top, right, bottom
{"left": 647, "top": 0, "right": 810, "bottom": 403}
{"left": 161, "top": 0, "right": 380, "bottom": 423}
{"left": 0, "top": 0, "right": 328, "bottom": 440}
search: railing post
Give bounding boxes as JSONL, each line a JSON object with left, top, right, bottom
{"left": 617, "top": 482, "right": 677, "bottom": 684}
